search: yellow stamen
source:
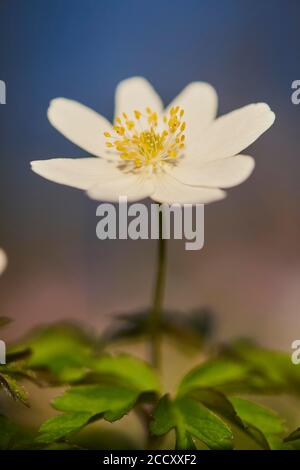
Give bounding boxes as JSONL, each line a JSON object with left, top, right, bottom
{"left": 105, "top": 106, "right": 186, "bottom": 168}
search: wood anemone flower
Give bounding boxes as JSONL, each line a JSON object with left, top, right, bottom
{"left": 31, "top": 77, "right": 275, "bottom": 204}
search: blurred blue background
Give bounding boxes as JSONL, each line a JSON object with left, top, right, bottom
{"left": 1, "top": 0, "right": 300, "bottom": 350}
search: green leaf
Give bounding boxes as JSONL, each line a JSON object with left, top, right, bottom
{"left": 38, "top": 352, "right": 161, "bottom": 445}
{"left": 225, "top": 341, "right": 300, "bottom": 393}
{"left": 0, "top": 341, "right": 33, "bottom": 406}
{"left": 91, "top": 354, "right": 160, "bottom": 392}
{"left": 175, "top": 396, "right": 234, "bottom": 450}
{"left": 36, "top": 412, "right": 93, "bottom": 444}
{"left": 0, "top": 415, "right": 19, "bottom": 449}
{"left": 151, "top": 395, "right": 233, "bottom": 450}
{"left": 0, "top": 373, "right": 28, "bottom": 406}
{"left": 177, "top": 359, "right": 248, "bottom": 396}
{"left": 265, "top": 435, "right": 297, "bottom": 450}
{"left": 53, "top": 384, "right": 139, "bottom": 416}
{"left": 230, "top": 398, "right": 284, "bottom": 435}
{"left": 151, "top": 395, "right": 174, "bottom": 436}
{"left": 284, "top": 427, "right": 300, "bottom": 443}
{"left": 229, "top": 397, "right": 285, "bottom": 449}
{"left": 0, "top": 415, "right": 30, "bottom": 450}
{"left": 189, "top": 389, "right": 275, "bottom": 449}
{"left": 188, "top": 389, "right": 244, "bottom": 427}
{"left": 24, "top": 323, "right": 96, "bottom": 382}
{"left": 38, "top": 383, "right": 143, "bottom": 444}
{"left": 178, "top": 340, "right": 300, "bottom": 397}
{"left": 229, "top": 397, "right": 285, "bottom": 435}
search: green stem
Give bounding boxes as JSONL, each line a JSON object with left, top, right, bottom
{"left": 149, "top": 210, "right": 167, "bottom": 370}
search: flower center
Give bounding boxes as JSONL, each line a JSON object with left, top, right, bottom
{"left": 104, "top": 106, "right": 186, "bottom": 169}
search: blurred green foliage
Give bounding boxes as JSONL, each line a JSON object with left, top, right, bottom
{"left": 1, "top": 314, "right": 300, "bottom": 450}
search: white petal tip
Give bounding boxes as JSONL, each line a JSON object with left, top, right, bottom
{"left": 47, "top": 97, "right": 70, "bottom": 122}
{"left": 117, "top": 76, "right": 149, "bottom": 87}
{"left": 30, "top": 160, "right": 44, "bottom": 174}
{"left": 188, "top": 81, "right": 217, "bottom": 96}
{"left": 254, "top": 102, "right": 276, "bottom": 126}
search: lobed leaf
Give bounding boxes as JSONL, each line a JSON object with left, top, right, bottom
{"left": 36, "top": 412, "right": 93, "bottom": 444}
{"left": 90, "top": 354, "right": 160, "bottom": 392}
{"left": 188, "top": 388, "right": 244, "bottom": 427}
{"left": 151, "top": 394, "right": 233, "bottom": 450}
{"left": 37, "top": 383, "right": 143, "bottom": 443}
{"left": 229, "top": 397, "right": 285, "bottom": 449}
{"left": 23, "top": 323, "right": 96, "bottom": 382}
{"left": 177, "top": 359, "right": 248, "bottom": 396}
{"left": 224, "top": 341, "right": 300, "bottom": 393}
{"left": 53, "top": 384, "right": 139, "bottom": 416}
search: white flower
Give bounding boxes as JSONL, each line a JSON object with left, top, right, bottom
{"left": 0, "top": 249, "right": 7, "bottom": 275}
{"left": 31, "top": 77, "right": 275, "bottom": 204}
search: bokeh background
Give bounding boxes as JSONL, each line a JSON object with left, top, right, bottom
{"left": 1, "top": 0, "right": 300, "bottom": 359}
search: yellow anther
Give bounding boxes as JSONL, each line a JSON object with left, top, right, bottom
{"left": 113, "top": 125, "right": 125, "bottom": 136}
{"left": 126, "top": 120, "right": 134, "bottom": 131}
{"left": 104, "top": 105, "right": 186, "bottom": 168}
{"left": 148, "top": 111, "right": 158, "bottom": 126}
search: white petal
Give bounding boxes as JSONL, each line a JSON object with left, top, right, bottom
{"left": 87, "top": 173, "right": 154, "bottom": 202}
{"left": 31, "top": 158, "right": 120, "bottom": 190}
{"left": 151, "top": 172, "right": 226, "bottom": 204}
{"left": 48, "top": 98, "right": 114, "bottom": 159}
{"left": 114, "top": 77, "right": 163, "bottom": 123}
{"left": 166, "top": 155, "right": 255, "bottom": 188}
{"left": 0, "top": 249, "right": 7, "bottom": 275}
{"left": 189, "top": 103, "right": 275, "bottom": 163}
{"left": 165, "top": 82, "right": 217, "bottom": 144}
